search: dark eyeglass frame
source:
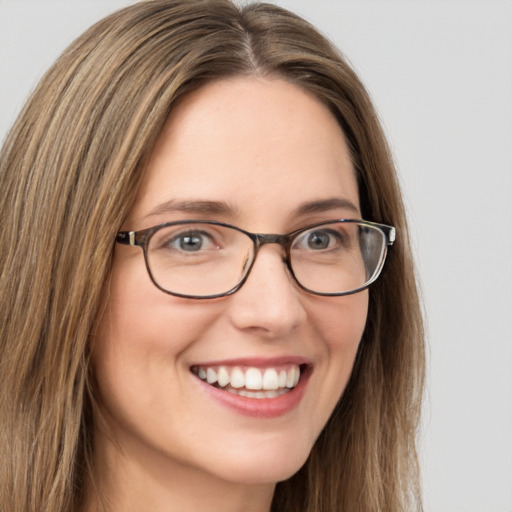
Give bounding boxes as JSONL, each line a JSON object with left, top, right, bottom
{"left": 116, "top": 219, "right": 396, "bottom": 299}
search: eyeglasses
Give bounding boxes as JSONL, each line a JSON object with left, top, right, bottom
{"left": 116, "top": 219, "right": 395, "bottom": 299}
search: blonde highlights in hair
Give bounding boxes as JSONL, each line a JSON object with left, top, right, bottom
{"left": 0, "top": 1, "right": 424, "bottom": 510}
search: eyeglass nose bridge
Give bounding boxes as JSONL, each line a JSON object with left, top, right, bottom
{"left": 253, "top": 232, "right": 295, "bottom": 259}
{"left": 254, "top": 232, "right": 293, "bottom": 247}
{"left": 247, "top": 232, "right": 297, "bottom": 282}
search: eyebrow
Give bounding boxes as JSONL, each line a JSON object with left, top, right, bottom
{"left": 145, "top": 199, "right": 239, "bottom": 218}
{"left": 293, "top": 198, "right": 360, "bottom": 217}
{"left": 145, "top": 196, "right": 360, "bottom": 220}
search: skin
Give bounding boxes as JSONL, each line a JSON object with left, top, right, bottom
{"left": 90, "top": 77, "right": 368, "bottom": 512}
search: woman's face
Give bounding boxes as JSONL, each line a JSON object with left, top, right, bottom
{"left": 94, "top": 77, "right": 368, "bottom": 490}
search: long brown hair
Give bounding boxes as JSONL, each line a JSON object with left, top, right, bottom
{"left": 0, "top": 1, "right": 424, "bottom": 510}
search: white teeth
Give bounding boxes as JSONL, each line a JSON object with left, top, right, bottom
{"left": 194, "top": 364, "right": 303, "bottom": 395}
{"left": 278, "top": 370, "right": 287, "bottom": 388}
{"left": 206, "top": 368, "right": 217, "bottom": 384}
{"left": 230, "top": 367, "right": 245, "bottom": 388}
{"left": 217, "top": 366, "right": 230, "bottom": 387}
{"left": 286, "top": 367, "right": 296, "bottom": 388}
{"left": 226, "top": 388, "right": 289, "bottom": 399}
{"left": 245, "top": 368, "right": 263, "bottom": 390}
{"left": 293, "top": 367, "right": 300, "bottom": 387}
{"left": 262, "top": 368, "right": 279, "bottom": 390}
{"left": 285, "top": 366, "right": 300, "bottom": 388}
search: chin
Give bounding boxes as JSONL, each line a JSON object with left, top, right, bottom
{"left": 202, "top": 436, "right": 313, "bottom": 485}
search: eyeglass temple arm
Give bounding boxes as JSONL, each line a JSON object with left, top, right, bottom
{"left": 116, "top": 231, "right": 137, "bottom": 246}
{"left": 386, "top": 226, "right": 396, "bottom": 245}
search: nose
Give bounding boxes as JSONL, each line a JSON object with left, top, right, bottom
{"left": 226, "top": 245, "right": 307, "bottom": 338}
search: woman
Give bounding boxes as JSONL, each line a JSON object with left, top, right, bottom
{"left": 0, "top": 1, "right": 424, "bottom": 511}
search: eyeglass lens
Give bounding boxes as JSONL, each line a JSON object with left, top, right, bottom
{"left": 144, "top": 221, "right": 387, "bottom": 297}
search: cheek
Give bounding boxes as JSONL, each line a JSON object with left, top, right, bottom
{"left": 92, "top": 293, "right": 218, "bottom": 395}
{"left": 306, "top": 291, "right": 368, "bottom": 425}
{"left": 314, "top": 290, "right": 369, "bottom": 353}
{"left": 94, "top": 251, "right": 220, "bottom": 360}
{"left": 91, "top": 257, "right": 220, "bottom": 424}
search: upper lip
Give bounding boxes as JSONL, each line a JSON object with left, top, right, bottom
{"left": 190, "top": 355, "right": 312, "bottom": 369}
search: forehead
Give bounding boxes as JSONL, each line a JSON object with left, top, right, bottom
{"left": 129, "top": 77, "right": 359, "bottom": 229}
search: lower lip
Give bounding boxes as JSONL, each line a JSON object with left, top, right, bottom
{"left": 194, "top": 368, "right": 311, "bottom": 419}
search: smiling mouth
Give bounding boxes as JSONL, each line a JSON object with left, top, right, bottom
{"left": 191, "top": 364, "right": 306, "bottom": 399}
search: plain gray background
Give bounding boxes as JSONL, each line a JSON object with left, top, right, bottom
{"left": 1, "top": 1, "right": 511, "bottom": 511}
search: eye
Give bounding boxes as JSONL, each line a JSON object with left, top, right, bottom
{"left": 305, "top": 231, "right": 331, "bottom": 250}
{"left": 165, "top": 230, "right": 217, "bottom": 252}
{"left": 294, "top": 229, "right": 344, "bottom": 251}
